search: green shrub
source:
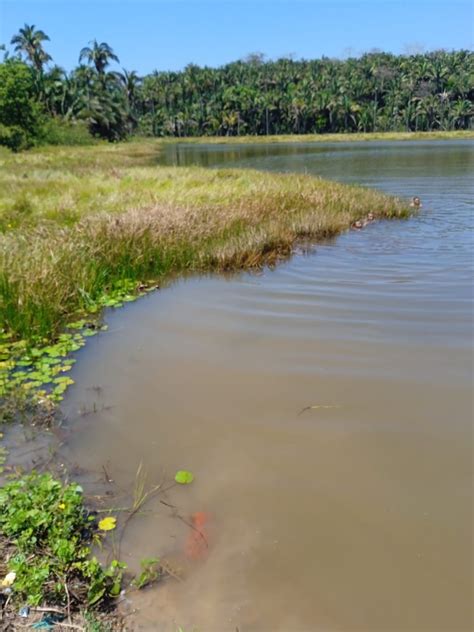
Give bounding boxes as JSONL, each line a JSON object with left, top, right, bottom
{"left": 40, "top": 118, "right": 96, "bottom": 146}
{"left": 0, "top": 123, "right": 30, "bottom": 151}
{"left": 0, "top": 61, "right": 43, "bottom": 150}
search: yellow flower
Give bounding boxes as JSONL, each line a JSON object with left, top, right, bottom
{"left": 58, "top": 503, "right": 66, "bottom": 510}
{"left": 98, "top": 516, "right": 117, "bottom": 531}
{"left": 1, "top": 572, "right": 16, "bottom": 587}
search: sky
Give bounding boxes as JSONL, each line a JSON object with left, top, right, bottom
{"left": 0, "top": 0, "right": 473, "bottom": 75}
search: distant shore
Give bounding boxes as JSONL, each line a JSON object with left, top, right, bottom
{"left": 165, "top": 130, "right": 474, "bottom": 145}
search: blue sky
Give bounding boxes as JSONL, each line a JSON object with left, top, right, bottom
{"left": 1, "top": 0, "right": 472, "bottom": 74}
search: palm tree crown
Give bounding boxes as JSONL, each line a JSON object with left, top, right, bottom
{"left": 10, "top": 23, "right": 52, "bottom": 73}
{"left": 79, "top": 40, "right": 119, "bottom": 75}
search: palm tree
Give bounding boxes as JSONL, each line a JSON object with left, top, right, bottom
{"left": 79, "top": 40, "right": 119, "bottom": 76}
{"left": 118, "top": 69, "right": 141, "bottom": 107}
{"left": 10, "top": 23, "right": 52, "bottom": 74}
{"left": 0, "top": 44, "right": 9, "bottom": 62}
{"left": 450, "top": 99, "right": 472, "bottom": 129}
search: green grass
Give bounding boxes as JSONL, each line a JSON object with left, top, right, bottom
{"left": 0, "top": 140, "right": 410, "bottom": 403}
{"left": 166, "top": 130, "right": 474, "bottom": 144}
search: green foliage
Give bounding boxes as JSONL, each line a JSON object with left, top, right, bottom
{"left": 0, "top": 319, "right": 110, "bottom": 403}
{"left": 40, "top": 118, "right": 95, "bottom": 146}
{"left": 0, "top": 60, "right": 44, "bottom": 150}
{"left": 10, "top": 23, "right": 52, "bottom": 74}
{"left": 83, "top": 86, "right": 131, "bottom": 141}
{"left": 79, "top": 40, "right": 119, "bottom": 75}
{"left": 0, "top": 277, "right": 148, "bottom": 403}
{"left": 174, "top": 470, "right": 194, "bottom": 485}
{"left": 83, "top": 611, "right": 113, "bottom": 632}
{"left": 0, "top": 472, "right": 123, "bottom": 608}
{"left": 132, "top": 558, "right": 161, "bottom": 589}
{"left": 0, "top": 123, "right": 29, "bottom": 151}
{"left": 140, "top": 50, "right": 473, "bottom": 135}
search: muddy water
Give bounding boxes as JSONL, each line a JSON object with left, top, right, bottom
{"left": 62, "top": 141, "right": 473, "bottom": 631}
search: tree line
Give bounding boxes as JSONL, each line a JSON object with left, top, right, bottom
{"left": 0, "top": 24, "right": 472, "bottom": 149}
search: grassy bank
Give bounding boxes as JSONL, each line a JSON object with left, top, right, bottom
{"left": 168, "top": 130, "right": 474, "bottom": 145}
{"left": 0, "top": 140, "right": 410, "bottom": 402}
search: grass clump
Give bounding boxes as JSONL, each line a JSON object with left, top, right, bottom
{"left": 0, "top": 141, "right": 410, "bottom": 402}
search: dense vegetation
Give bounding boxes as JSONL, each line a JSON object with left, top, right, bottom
{"left": 0, "top": 24, "right": 472, "bottom": 148}
{"left": 139, "top": 50, "right": 473, "bottom": 137}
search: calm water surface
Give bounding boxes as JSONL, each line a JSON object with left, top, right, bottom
{"left": 63, "top": 141, "right": 473, "bottom": 631}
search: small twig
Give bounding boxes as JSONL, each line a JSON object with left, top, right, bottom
{"left": 14, "top": 444, "right": 50, "bottom": 458}
{"left": 94, "top": 506, "right": 130, "bottom": 513}
{"left": 30, "top": 606, "right": 65, "bottom": 614}
{"left": 161, "top": 564, "right": 183, "bottom": 583}
{"left": 78, "top": 404, "right": 114, "bottom": 418}
{"left": 298, "top": 404, "right": 342, "bottom": 416}
{"left": 37, "top": 443, "right": 64, "bottom": 472}
{"left": 1, "top": 592, "right": 12, "bottom": 619}
{"left": 176, "top": 514, "right": 208, "bottom": 549}
{"left": 102, "top": 464, "right": 114, "bottom": 484}
{"left": 159, "top": 498, "right": 208, "bottom": 549}
{"left": 64, "top": 578, "right": 72, "bottom": 624}
{"left": 159, "top": 499, "right": 176, "bottom": 509}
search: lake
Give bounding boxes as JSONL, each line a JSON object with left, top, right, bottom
{"left": 62, "top": 140, "right": 473, "bottom": 631}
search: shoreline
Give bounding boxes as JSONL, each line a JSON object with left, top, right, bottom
{"left": 162, "top": 129, "right": 474, "bottom": 145}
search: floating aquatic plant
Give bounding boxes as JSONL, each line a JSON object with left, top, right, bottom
{"left": 98, "top": 516, "right": 117, "bottom": 532}
{"left": 175, "top": 470, "right": 194, "bottom": 485}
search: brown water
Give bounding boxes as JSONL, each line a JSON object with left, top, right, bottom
{"left": 62, "top": 141, "right": 473, "bottom": 631}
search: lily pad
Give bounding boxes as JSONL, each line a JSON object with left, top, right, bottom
{"left": 174, "top": 470, "right": 194, "bottom": 485}
{"left": 98, "top": 516, "right": 117, "bottom": 531}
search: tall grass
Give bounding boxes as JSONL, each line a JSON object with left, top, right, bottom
{"left": 0, "top": 142, "right": 409, "bottom": 344}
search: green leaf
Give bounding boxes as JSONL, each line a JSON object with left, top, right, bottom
{"left": 68, "top": 320, "right": 86, "bottom": 329}
{"left": 174, "top": 470, "right": 194, "bottom": 485}
{"left": 52, "top": 376, "right": 74, "bottom": 386}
